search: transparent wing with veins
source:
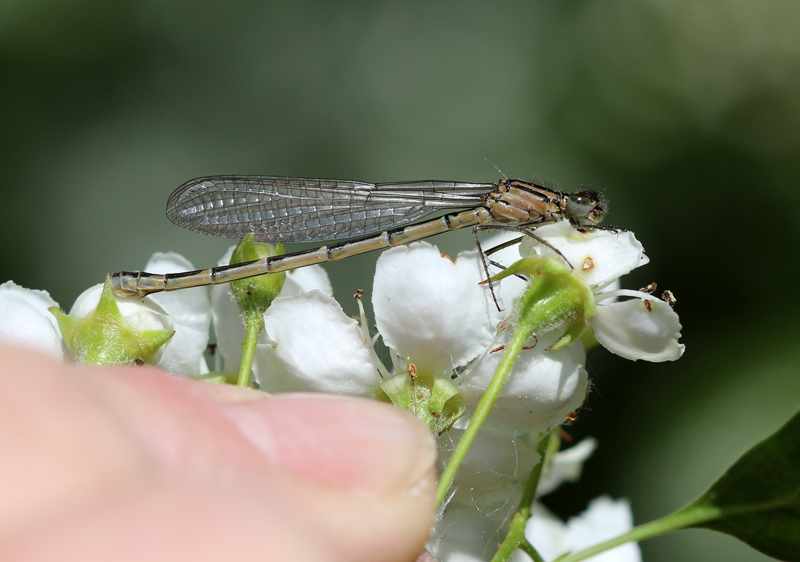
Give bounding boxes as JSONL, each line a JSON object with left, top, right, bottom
{"left": 166, "top": 175, "right": 496, "bottom": 243}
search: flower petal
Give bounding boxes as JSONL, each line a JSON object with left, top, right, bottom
{"left": 525, "top": 504, "right": 572, "bottom": 562}
{"left": 520, "top": 222, "right": 649, "bottom": 287}
{"left": 460, "top": 331, "right": 588, "bottom": 436}
{"left": 282, "top": 265, "right": 333, "bottom": 296}
{"left": 438, "top": 429, "right": 541, "bottom": 504}
{"left": 525, "top": 497, "right": 641, "bottom": 562}
{"left": 373, "top": 242, "right": 502, "bottom": 374}
{"left": 211, "top": 245, "right": 333, "bottom": 371}
{"left": 0, "top": 281, "right": 64, "bottom": 359}
{"left": 70, "top": 284, "right": 173, "bottom": 332}
{"left": 210, "top": 284, "right": 248, "bottom": 372}
{"left": 144, "top": 252, "right": 211, "bottom": 375}
{"left": 431, "top": 498, "right": 518, "bottom": 562}
{"left": 593, "top": 297, "right": 684, "bottom": 362}
{"left": 253, "top": 291, "right": 380, "bottom": 395}
{"left": 537, "top": 438, "right": 598, "bottom": 497}
{"left": 564, "top": 497, "right": 641, "bottom": 562}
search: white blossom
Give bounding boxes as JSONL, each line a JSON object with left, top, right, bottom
{"left": 525, "top": 497, "right": 641, "bottom": 562}
{"left": 371, "top": 242, "right": 586, "bottom": 438}
{"left": 250, "top": 242, "right": 511, "bottom": 396}
{"left": 373, "top": 242, "right": 503, "bottom": 375}
{"left": 537, "top": 437, "right": 598, "bottom": 497}
{"left": 432, "top": 436, "right": 600, "bottom": 562}
{"left": 0, "top": 253, "right": 212, "bottom": 372}
{"left": 0, "top": 281, "right": 64, "bottom": 359}
{"left": 458, "top": 329, "right": 589, "bottom": 436}
{"left": 489, "top": 223, "right": 684, "bottom": 363}
{"left": 252, "top": 290, "right": 381, "bottom": 394}
{"left": 246, "top": 240, "right": 591, "bottom": 440}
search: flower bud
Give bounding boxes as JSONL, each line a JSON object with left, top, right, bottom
{"left": 489, "top": 255, "right": 595, "bottom": 350}
{"left": 229, "top": 235, "right": 286, "bottom": 324}
{"left": 50, "top": 276, "right": 174, "bottom": 366}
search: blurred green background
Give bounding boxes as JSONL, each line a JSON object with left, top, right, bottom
{"left": 2, "top": 2, "right": 799, "bottom": 560}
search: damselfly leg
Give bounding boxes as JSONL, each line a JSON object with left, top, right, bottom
{"left": 471, "top": 223, "right": 578, "bottom": 311}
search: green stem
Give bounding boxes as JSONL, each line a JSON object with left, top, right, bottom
{"left": 436, "top": 323, "right": 530, "bottom": 506}
{"left": 519, "top": 540, "right": 545, "bottom": 562}
{"left": 490, "top": 432, "right": 552, "bottom": 562}
{"left": 237, "top": 314, "right": 263, "bottom": 387}
{"left": 553, "top": 504, "right": 723, "bottom": 562}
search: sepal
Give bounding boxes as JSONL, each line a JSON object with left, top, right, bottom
{"left": 50, "top": 276, "right": 174, "bottom": 366}
{"left": 379, "top": 369, "right": 465, "bottom": 435}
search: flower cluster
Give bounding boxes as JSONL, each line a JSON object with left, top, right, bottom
{"left": 0, "top": 221, "right": 683, "bottom": 562}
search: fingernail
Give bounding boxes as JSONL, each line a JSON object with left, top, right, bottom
{"left": 222, "top": 394, "right": 436, "bottom": 493}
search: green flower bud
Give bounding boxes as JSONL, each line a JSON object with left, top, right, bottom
{"left": 50, "top": 276, "right": 174, "bottom": 366}
{"left": 490, "top": 255, "right": 596, "bottom": 350}
{"left": 229, "top": 235, "right": 286, "bottom": 324}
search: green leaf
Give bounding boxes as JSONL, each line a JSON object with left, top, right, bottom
{"left": 686, "top": 410, "right": 800, "bottom": 561}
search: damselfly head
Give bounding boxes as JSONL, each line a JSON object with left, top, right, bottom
{"left": 566, "top": 190, "right": 605, "bottom": 225}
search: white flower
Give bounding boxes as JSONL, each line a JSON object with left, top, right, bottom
{"left": 458, "top": 328, "right": 589, "bottom": 436}
{"left": 0, "top": 253, "right": 212, "bottom": 371}
{"left": 252, "top": 290, "right": 381, "bottom": 394}
{"left": 537, "top": 437, "right": 598, "bottom": 497}
{"left": 525, "top": 497, "right": 641, "bottom": 562}
{"left": 211, "top": 245, "right": 333, "bottom": 372}
{"left": 372, "top": 242, "right": 584, "bottom": 438}
{"left": 61, "top": 252, "right": 214, "bottom": 372}
{"left": 248, "top": 241, "right": 589, "bottom": 440}
{"left": 490, "top": 223, "right": 685, "bottom": 363}
{"left": 142, "top": 252, "right": 211, "bottom": 375}
{"left": 431, "top": 436, "right": 599, "bottom": 562}
{"left": 0, "top": 281, "right": 64, "bottom": 359}
{"left": 373, "top": 242, "right": 503, "bottom": 375}
{"left": 250, "top": 242, "right": 508, "bottom": 395}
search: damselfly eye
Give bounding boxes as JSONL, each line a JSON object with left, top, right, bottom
{"left": 567, "top": 193, "right": 593, "bottom": 218}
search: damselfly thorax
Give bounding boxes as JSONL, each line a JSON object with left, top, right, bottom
{"left": 111, "top": 176, "right": 605, "bottom": 297}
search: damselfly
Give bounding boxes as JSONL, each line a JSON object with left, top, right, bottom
{"left": 111, "top": 176, "right": 605, "bottom": 297}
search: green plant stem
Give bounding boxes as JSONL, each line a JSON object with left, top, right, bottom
{"left": 436, "top": 322, "right": 529, "bottom": 506}
{"left": 192, "top": 372, "right": 239, "bottom": 384}
{"left": 490, "top": 433, "right": 552, "bottom": 562}
{"left": 237, "top": 315, "right": 262, "bottom": 387}
{"left": 519, "top": 540, "right": 545, "bottom": 562}
{"left": 553, "top": 504, "right": 723, "bottom": 562}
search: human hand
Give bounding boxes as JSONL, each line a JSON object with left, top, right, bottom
{"left": 0, "top": 345, "right": 436, "bottom": 561}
